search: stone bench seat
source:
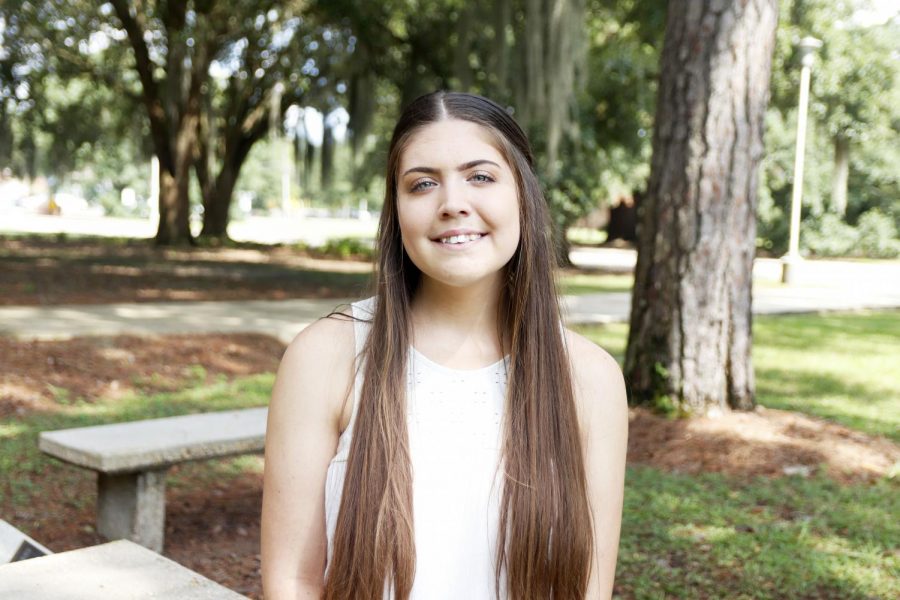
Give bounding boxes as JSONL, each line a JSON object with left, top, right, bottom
{"left": 0, "top": 539, "right": 248, "bottom": 599}
{"left": 38, "top": 408, "right": 267, "bottom": 552}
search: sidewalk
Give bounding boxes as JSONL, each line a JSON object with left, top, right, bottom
{"left": 2, "top": 282, "right": 897, "bottom": 343}
{"left": 0, "top": 298, "right": 340, "bottom": 344}
{"left": 2, "top": 245, "right": 897, "bottom": 342}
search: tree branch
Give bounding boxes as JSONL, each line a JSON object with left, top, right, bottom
{"left": 109, "top": 0, "right": 173, "bottom": 171}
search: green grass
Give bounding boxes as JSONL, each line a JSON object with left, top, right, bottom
{"left": 557, "top": 272, "right": 634, "bottom": 295}
{"left": 576, "top": 310, "right": 900, "bottom": 441}
{"left": 567, "top": 227, "right": 609, "bottom": 246}
{"left": 2, "top": 311, "right": 898, "bottom": 598}
{"left": 574, "top": 310, "right": 900, "bottom": 599}
{"left": 753, "top": 311, "right": 900, "bottom": 442}
{"left": 618, "top": 467, "right": 899, "bottom": 599}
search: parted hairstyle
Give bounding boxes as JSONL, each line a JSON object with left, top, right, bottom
{"left": 324, "top": 91, "right": 593, "bottom": 599}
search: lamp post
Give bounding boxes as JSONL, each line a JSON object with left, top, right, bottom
{"left": 782, "top": 36, "right": 823, "bottom": 284}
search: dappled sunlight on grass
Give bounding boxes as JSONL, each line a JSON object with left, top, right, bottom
{"left": 753, "top": 311, "right": 900, "bottom": 440}
{"left": 557, "top": 271, "right": 633, "bottom": 295}
{"left": 618, "top": 466, "right": 899, "bottom": 599}
{"left": 0, "top": 422, "right": 28, "bottom": 439}
{"left": 575, "top": 311, "right": 900, "bottom": 441}
{"left": 668, "top": 523, "right": 738, "bottom": 543}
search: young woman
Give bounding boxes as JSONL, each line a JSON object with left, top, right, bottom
{"left": 261, "top": 91, "right": 628, "bottom": 599}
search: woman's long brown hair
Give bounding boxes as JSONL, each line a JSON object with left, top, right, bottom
{"left": 324, "top": 92, "right": 593, "bottom": 599}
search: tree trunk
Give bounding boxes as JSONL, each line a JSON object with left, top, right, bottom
{"left": 624, "top": 0, "right": 778, "bottom": 414}
{"left": 304, "top": 138, "right": 317, "bottom": 193}
{"left": 110, "top": 0, "right": 199, "bottom": 246}
{"left": 348, "top": 68, "right": 376, "bottom": 189}
{"left": 156, "top": 168, "right": 191, "bottom": 245}
{"left": 0, "top": 101, "right": 12, "bottom": 167}
{"left": 321, "top": 124, "right": 334, "bottom": 191}
{"left": 197, "top": 86, "right": 272, "bottom": 240}
{"left": 200, "top": 166, "right": 239, "bottom": 238}
{"left": 831, "top": 136, "right": 849, "bottom": 216}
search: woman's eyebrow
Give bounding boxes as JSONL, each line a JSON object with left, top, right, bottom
{"left": 401, "top": 159, "right": 501, "bottom": 177}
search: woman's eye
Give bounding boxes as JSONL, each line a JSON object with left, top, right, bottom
{"left": 410, "top": 179, "right": 436, "bottom": 192}
{"left": 470, "top": 172, "right": 495, "bottom": 184}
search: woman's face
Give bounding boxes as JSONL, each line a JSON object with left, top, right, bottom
{"left": 396, "top": 119, "right": 521, "bottom": 291}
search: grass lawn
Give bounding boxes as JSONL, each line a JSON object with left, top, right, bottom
{"left": 576, "top": 310, "right": 900, "bottom": 442}
{"left": 753, "top": 312, "right": 900, "bottom": 442}
{"left": 573, "top": 310, "right": 900, "bottom": 599}
{"left": 1, "top": 311, "right": 897, "bottom": 598}
{"left": 557, "top": 271, "right": 634, "bottom": 295}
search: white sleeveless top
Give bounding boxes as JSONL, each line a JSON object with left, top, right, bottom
{"left": 324, "top": 298, "right": 508, "bottom": 599}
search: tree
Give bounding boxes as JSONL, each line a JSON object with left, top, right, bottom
{"left": 0, "top": 0, "right": 147, "bottom": 193}
{"left": 310, "top": 0, "right": 597, "bottom": 249}
{"left": 758, "top": 0, "right": 900, "bottom": 255}
{"left": 624, "top": 0, "right": 779, "bottom": 414}
{"left": 104, "top": 1, "right": 344, "bottom": 244}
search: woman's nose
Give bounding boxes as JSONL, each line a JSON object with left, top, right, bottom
{"left": 438, "top": 180, "right": 471, "bottom": 217}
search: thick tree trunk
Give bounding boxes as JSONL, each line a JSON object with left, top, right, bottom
{"left": 200, "top": 166, "right": 239, "bottom": 239}
{"left": 0, "top": 101, "right": 12, "bottom": 167}
{"left": 198, "top": 92, "right": 270, "bottom": 240}
{"left": 156, "top": 168, "right": 191, "bottom": 245}
{"left": 831, "top": 136, "right": 849, "bottom": 216}
{"left": 624, "top": 0, "right": 778, "bottom": 414}
{"left": 348, "top": 68, "right": 376, "bottom": 189}
{"left": 111, "top": 0, "right": 198, "bottom": 247}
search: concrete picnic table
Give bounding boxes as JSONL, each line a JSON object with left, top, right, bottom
{"left": 0, "top": 539, "right": 247, "bottom": 599}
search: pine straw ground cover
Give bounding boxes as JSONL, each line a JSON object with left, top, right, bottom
{"left": 0, "top": 312, "right": 897, "bottom": 598}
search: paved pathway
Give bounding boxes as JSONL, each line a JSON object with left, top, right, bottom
{"left": 2, "top": 244, "right": 897, "bottom": 342}
{"left": 0, "top": 298, "right": 340, "bottom": 344}
{"left": 2, "top": 281, "right": 897, "bottom": 343}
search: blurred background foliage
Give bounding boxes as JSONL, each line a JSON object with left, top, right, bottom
{"left": 0, "top": 0, "right": 897, "bottom": 254}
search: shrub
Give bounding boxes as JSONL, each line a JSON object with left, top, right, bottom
{"left": 801, "top": 210, "right": 900, "bottom": 259}
{"left": 801, "top": 213, "right": 858, "bottom": 257}
{"left": 317, "top": 237, "right": 374, "bottom": 260}
{"left": 856, "top": 210, "right": 900, "bottom": 258}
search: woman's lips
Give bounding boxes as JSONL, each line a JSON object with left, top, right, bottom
{"left": 431, "top": 232, "right": 487, "bottom": 247}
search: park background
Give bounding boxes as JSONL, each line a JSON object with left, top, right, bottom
{"left": 1, "top": 0, "right": 898, "bottom": 598}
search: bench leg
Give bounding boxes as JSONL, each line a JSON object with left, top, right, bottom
{"left": 97, "top": 469, "right": 167, "bottom": 553}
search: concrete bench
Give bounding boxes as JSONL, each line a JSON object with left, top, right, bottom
{"left": 38, "top": 408, "right": 267, "bottom": 553}
{"left": 1, "top": 519, "right": 52, "bottom": 563}
{"left": 0, "top": 539, "right": 247, "bottom": 599}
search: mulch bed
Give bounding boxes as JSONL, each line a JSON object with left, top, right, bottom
{"left": 0, "top": 333, "right": 284, "bottom": 418}
{"left": 0, "top": 236, "right": 372, "bottom": 306}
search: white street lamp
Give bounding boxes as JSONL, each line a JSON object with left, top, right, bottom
{"left": 781, "top": 36, "right": 823, "bottom": 285}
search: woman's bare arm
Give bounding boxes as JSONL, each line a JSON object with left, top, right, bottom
{"left": 261, "top": 316, "right": 355, "bottom": 599}
{"left": 566, "top": 330, "right": 629, "bottom": 599}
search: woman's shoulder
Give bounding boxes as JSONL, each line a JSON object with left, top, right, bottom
{"left": 272, "top": 305, "right": 364, "bottom": 429}
{"left": 563, "top": 329, "right": 622, "bottom": 381}
{"left": 562, "top": 328, "right": 628, "bottom": 425}
{"left": 279, "top": 304, "right": 363, "bottom": 381}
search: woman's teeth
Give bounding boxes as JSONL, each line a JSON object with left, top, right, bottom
{"left": 440, "top": 233, "right": 483, "bottom": 244}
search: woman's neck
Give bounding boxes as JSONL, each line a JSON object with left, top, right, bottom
{"left": 409, "top": 276, "right": 505, "bottom": 368}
